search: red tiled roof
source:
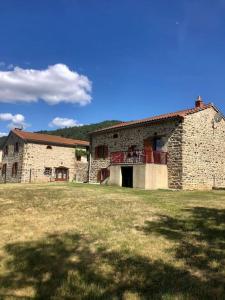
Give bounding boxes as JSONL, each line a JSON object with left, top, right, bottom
{"left": 12, "top": 129, "right": 89, "bottom": 147}
{"left": 91, "top": 103, "right": 213, "bottom": 134}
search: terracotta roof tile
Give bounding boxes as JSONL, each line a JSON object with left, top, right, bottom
{"left": 91, "top": 103, "right": 213, "bottom": 134}
{"left": 12, "top": 129, "right": 89, "bottom": 147}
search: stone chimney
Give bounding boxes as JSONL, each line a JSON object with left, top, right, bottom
{"left": 195, "top": 95, "right": 204, "bottom": 108}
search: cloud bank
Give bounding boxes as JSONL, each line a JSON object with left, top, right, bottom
{"left": 0, "top": 132, "right": 7, "bottom": 137}
{"left": 49, "top": 117, "right": 83, "bottom": 128}
{"left": 0, "top": 64, "right": 92, "bottom": 105}
{"left": 0, "top": 113, "right": 27, "bottom": 129}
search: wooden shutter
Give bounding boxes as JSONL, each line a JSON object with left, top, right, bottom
{"left": 97, "top": 170, "right": 101, "bottom": 182}
{"left": 144, "top": 139, "right": 154, "bottom": 163}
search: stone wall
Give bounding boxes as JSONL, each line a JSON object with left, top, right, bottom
{"left": 167, "top": 121, "right": 183, "bottom": 189}
{"left": 182, "top": 107, "right": 225, "bottom": 189}
{"left": 74, "top": 161, "right": 89, "bottom": 182}
{"left": 0, "top": 131, "right": 89, "bottom": 184}
{"left": 89, "top": 156, "right": 110, "bottom": 182}
{"left": 90, "top": 119, "right": 183, "bottom": 188}
{"left": 0, "top": 132, "right": 24, "bottom": 183}
{"left": 21, "top": 142, "right": 77, "bottom": 183}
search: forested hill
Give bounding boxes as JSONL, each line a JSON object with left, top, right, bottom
{"left": 0, "top": 120, "right": 121, "bottom": 149}
{"left": 0, "top": 137, "right": 7, "bottom": 149}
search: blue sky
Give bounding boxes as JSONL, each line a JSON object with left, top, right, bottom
{"left": 0, "top": 0, "right": 225, "bottom": 135}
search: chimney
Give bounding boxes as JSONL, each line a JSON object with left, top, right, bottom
{"left": 195, "top": 95, "right": 204, "bottom": 108}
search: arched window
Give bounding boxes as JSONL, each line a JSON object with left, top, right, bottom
{"left": 46, "top": 145, "right": 52, "bottom": 149}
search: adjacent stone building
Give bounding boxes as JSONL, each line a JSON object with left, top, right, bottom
{"left": 0, "top": 129, "right": 89, "bottom": 183}
{"left": 89, "top": 97, "right": 225, "bottom": 190}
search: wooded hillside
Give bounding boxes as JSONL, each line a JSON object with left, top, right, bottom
{"left": 0, "top": 120, "right": 121, "bottom": 149}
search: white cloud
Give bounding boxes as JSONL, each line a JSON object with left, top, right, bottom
{"left": 0, "top": 113, "right": 28, "bottom": 129}
{"left": 0, "top": 64, "right": 92, "bottom": 105}
{"left": 49, "top": 117, "right": 83, "bottom": 128}
{"left": 0, "top": 132, "right": 7, "bottom": 137}
{"left": 0, "top": 113, "right": 24, "bottom": 123}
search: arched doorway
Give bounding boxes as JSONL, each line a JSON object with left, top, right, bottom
{"left": 55, "top": 167, "right": 69, "bottom": 181}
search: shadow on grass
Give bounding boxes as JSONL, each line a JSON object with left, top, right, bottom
{"left": 136, "top": 207, "right": 225, "bottom": 299}
{"left": 1, "top": 208, "right": 225, "bottom": 299}
{"left": 0, "top": 232, "right": 211, "bottom": 300}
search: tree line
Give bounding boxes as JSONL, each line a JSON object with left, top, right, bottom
{"left": 0, "top": 120, "right": 121, "bottom": 149}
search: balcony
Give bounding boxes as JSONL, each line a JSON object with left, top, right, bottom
{"left": 110, "top": 150, "right": 168, "bottom": 165}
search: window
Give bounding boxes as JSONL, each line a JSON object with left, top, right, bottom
{"left": 3, "top": 146, "right": 8, "bottom": 156}
{"left": 44, "top": 167, "right": 52, "bottom": 176}
{"left": 12, "top": 162, "right": 18, "bottom": 177}
{"left": 14, "top": 142, "right": 19, "bottom": 153}
{"left": 75, "top": 148, "right": 87, "bottom": 161}
{"left": 113, "top": 133, "right": 118, "bottom": 139}
{"left": 76, "top": 154, "right": 81, "bottom": 161}
{"left": 95, "top": 145, "right": 108, "bottom": 159}
{"left": 46, "top": 145, "right": 52, "bottom": 149}
{"left": 128, "top": 145, "right": 137, "bottom": 151}
{"left": 153, "top": 137, "right": 164, "bottom": 151}
{"left": 2, "top": 164, "right": 7, "bottom": 176}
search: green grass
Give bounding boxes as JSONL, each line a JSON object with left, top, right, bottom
{"left": 0, "top": 183, "right": 225, "bottom": 299}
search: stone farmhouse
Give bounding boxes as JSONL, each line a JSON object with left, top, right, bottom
{"left": 0, "top": 129, "right": 89, "bottom": 183}
{"left": 89, "top": 97, "right": 225, "bottom": 190}
{"left": 1, "top": 97, "right": 225, "bottom": 190}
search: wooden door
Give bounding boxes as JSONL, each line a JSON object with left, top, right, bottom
{"left": 143, "top": 139, "right": 153, "bottom": 163}
{"left": 55, "top": 167, "right": 68, "bottom": 181}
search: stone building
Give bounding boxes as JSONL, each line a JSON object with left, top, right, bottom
{"left": 89, "top": 97, "right": 225, "bottom": 190}
{"left": 0, "top": 150, "right": 2, "bottom": 173}
{"left": 0, "top": 129, "right": 89, "bottom": 183}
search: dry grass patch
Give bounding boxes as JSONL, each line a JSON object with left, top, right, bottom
{"left": 0, "top": 183, "right": 225, "bottom": 299}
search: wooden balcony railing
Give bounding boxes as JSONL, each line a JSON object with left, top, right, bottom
{"left": 110, "top": 150, "right": 168, "bottom": 165}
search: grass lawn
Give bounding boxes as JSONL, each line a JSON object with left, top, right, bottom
{"left": 0, "top": 183, "right": 225, "bottom": 300}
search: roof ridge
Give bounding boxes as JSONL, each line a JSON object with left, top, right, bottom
{"left": 12, "top": 129, "right": 89, "bottom": 146}
{"left": 91, "top": 103, "right": 213, "bottom": 134}
{"left": 13, "top": 129, "right": 87, "bottom": 142}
